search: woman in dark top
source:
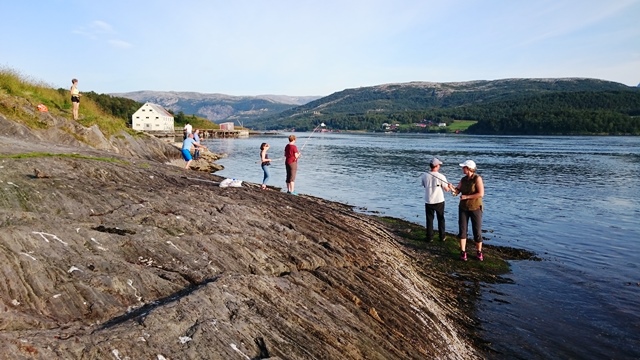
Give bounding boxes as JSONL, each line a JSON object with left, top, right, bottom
{"left": 260, "top": 143, "right": 272, "bottom": 190}
{"left": 453, "top": 160, "right": 485, "bottom": 262}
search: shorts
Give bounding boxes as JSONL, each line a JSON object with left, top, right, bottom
{"left": 181, "top": 149, "right": 192, "bottom": 161}
{"left": 71, "top": 96, "right": 80, "bottom": 103}
{"left": 286, "top": 162, "right": 297, "bottom": 183}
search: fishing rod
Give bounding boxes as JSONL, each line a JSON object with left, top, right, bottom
{"left": 419, "top": 170, "right": 460, "bottom": 196}
{"left": 256, "top": 156, "right": 283, "bottom": 164}
{"left": 300, "top": 122, "right": 326, "bottom": 150}
{"left": 254, "top": 123, "right": 325, "bottom": 164}
{"left": 420, "top": 170, "right": 455, "bottom": 186}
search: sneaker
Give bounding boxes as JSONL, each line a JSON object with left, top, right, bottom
{"left": 290, "top": 192, "right": 298, "bottom": 196}
{"left": 460, "top": 251, "right": 468, "bottom": 261}
{"left": 477, "top": 252, "right": 484, "bottom": 261}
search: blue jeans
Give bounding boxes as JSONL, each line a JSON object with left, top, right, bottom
{"left": 261, "top": 164, "right": 270, "bottom": 185}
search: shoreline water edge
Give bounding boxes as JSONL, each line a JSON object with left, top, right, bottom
{"left": 0, "top": 130, "right": 538, "bottom": 359}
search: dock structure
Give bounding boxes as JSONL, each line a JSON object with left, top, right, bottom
{"left": 199, "top": 129, "right": 249, "bottom": 139}
{"left": 173, "top": 128, "right": 250, "bottom": 139}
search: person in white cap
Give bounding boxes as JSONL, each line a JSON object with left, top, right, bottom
{"left": 420, "top": 157, "right": 453, "bottom": 242}
{"left": 453, "top": 160, "right": 485, "bottom": 261}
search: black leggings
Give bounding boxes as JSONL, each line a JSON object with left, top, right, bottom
{"left": 458, "top": 207, "right": 483, "bottom": 242}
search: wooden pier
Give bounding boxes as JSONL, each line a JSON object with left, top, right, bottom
{"left": 171, "top": 128, "right": 250, "bottom": 140}
{"left": 198, "top": 129, "right": 249, "bottom": 139}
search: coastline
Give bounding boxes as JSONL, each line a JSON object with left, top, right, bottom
{"left": 0, "top": 132, "right": 536, "bottom": 358}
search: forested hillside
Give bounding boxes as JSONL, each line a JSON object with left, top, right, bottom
{"left": 247, "top": 78, "right": 640, "bottom": 135}
{"left": 81, "top": 91, "right": 143, "bottom": 125}
{"left": 113, "top": 91, "right": 320, "bottom": 125}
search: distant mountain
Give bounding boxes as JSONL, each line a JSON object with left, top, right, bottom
{"left": 249, "top": 78, "right": 640, "bottom": 134}
{"left": 111, "top": 91, "right": 321, "bottom": 124}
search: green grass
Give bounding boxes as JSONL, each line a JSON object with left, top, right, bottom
{"left": 0, "top": 67, "right": 131, "bottom": 137}
{"left": 447, "top": 120, "right": 477, "bottom": 132}
{"left": 174, "top": 115, "right": 220, "bottom": 130}
{"left": 377, "top": 216, "right": 511, "bottom": 275}
{"left": 0, "top": 152, "right": 128, "bottom": 164}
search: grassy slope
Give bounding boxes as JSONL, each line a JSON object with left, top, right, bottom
{"left": 0, "top": 68, "right": 131, "bottom": 136}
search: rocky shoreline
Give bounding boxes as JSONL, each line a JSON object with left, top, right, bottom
{"left": 0, "top": 113, "right": 535, "bottom": 359}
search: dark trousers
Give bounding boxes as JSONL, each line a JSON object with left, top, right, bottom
{"left": 458, "top": 207, "right": 483, "bottom": 242}
{"left": 425, "top": 202, "right": 445, "bottom": 241}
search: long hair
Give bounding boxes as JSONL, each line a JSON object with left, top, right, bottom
{"left": 260, "top": 143, "right": 268, "bottom": 150}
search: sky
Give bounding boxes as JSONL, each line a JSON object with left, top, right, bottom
{"left": 1, "top": 0, "right": 639, "bottom": 96}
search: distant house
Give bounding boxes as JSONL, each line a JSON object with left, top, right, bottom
{"left": 437, "top": 122, "right": 447, "bottom": 127}
{"left": 219, "top": 122, "right": 235, "bottom": 131}
{"left": 132, "top": 103, "right": 174, "bottom": 132}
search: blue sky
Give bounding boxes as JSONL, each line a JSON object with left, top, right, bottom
{"left": 1, "top": 0, "right": 638, "bottom": 96}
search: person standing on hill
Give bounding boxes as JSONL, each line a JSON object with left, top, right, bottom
{"left": 284, "top": 135, "right": 300, "bottom": 195}
{"left": 181, "top": 133, "right": 206, "bottom": 170}
{"left": 260, "top": 142, "right": 272, "bottom": 190}
{"left": 421, "top": 157, "right": 453, "bottom": 242}
{"left": 453, "top": 160, "right": 485, "bottom": 261}
{"left": 70, "top": 78, "right": 81, "bottom": 120}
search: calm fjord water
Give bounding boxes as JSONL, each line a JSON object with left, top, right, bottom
{"left": 207, "top": 133, "right": 640, "bottom": 359}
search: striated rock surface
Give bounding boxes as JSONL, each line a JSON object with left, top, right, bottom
{"left": 0, "top": 108, "right": 486, "bottom": 359}
{"left": 0, "top": 138, "right": 482, "bottom": 359}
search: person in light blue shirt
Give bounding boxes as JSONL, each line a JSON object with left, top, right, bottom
{"left": 181, "top": 133, "right": 205, "bottom": 169}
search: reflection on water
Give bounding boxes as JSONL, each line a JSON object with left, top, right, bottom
{"left": 208, "top": 133, "right": 640, "bottom": 358}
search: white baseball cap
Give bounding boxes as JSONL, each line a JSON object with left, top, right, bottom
{"left": 430, "top": 157, "right": 443, "bottom": 166}
{"left": 459, "top": 160, "right": 476, "bottom": 169}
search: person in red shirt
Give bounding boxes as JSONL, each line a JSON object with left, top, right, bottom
{"left": 284, "top": 135, "right": 301, "bottom": 195}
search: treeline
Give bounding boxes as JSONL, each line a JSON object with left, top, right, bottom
{"left": 78, "top": 91, "right": 143, "bottom": 123}
{"left": 436, "top": 91, "right": 640, "bottom": 135}
{"left": 467, "top": 110, "right": 638, "bottom": 135}
{"left": 258, "top": 90, "right": 640, "bottom": 135}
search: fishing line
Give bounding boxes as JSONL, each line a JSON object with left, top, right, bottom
{"left": 254, "top": 123, "right": 324, "bottom": 164}
{"left": 419, "top": 170, "right": 460, "bottom": 196}
{"left": 300, "top": 122, "right": 326, "bottom": 151}
{"left": 419, "top": 170, "right": 456, "bottom": 186}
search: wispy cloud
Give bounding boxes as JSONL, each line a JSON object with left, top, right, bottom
{"left": 91, "top": 20, "right": 114, "bottom": 34}
{"left": 108, "top": 39, "right": 133, "bottom": 49}
{"left": 73, "top": 20, "right": 115, "bottom": 39}
{"left": 519, "top": 1, "right": 638, "bottom": 47}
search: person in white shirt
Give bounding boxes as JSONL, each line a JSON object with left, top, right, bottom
{"left": 183, "top": 123, "right": 193, "bottom": 140}
{"left": 420, "top": 157, "right": 453, "bottom": 242}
